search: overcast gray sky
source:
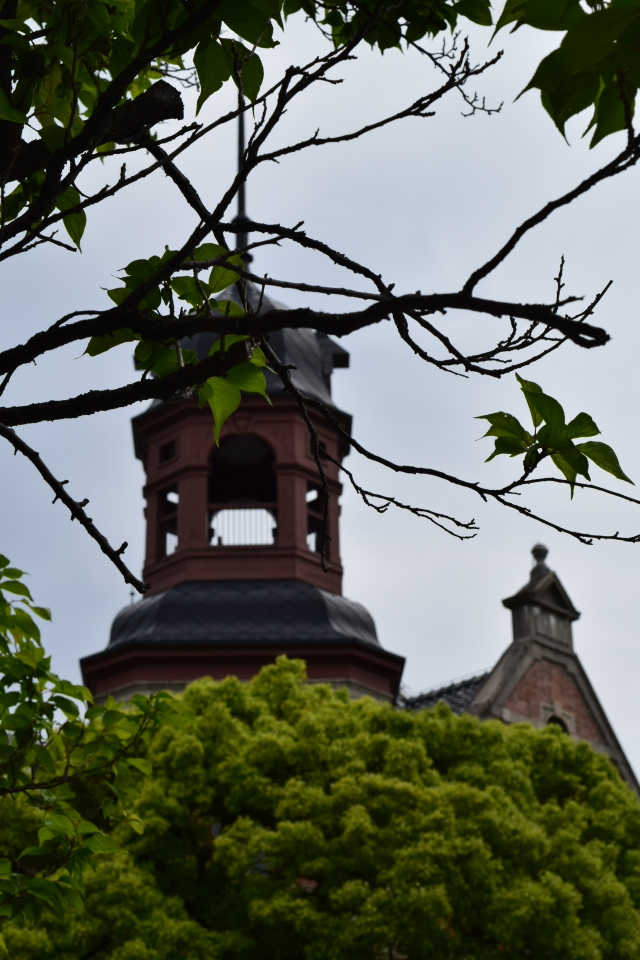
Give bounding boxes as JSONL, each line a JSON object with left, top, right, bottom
{"left": 3, "top": 14, "right": 640, "bottom": 770}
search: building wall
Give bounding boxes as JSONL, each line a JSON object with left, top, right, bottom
{"left": 504, "top": 658, "right": 606, "bottom": 745}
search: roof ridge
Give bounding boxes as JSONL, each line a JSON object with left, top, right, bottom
{"left": 413, "top": 668, "right": 491, "bottom": 699}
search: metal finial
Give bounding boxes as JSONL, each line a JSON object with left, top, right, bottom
{"left": 532, "top": 544, "right": 548, "bottom": 564}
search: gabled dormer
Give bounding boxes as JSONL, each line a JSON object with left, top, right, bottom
{"left": 502, "top": 544, "right": 580, "bottom": 650}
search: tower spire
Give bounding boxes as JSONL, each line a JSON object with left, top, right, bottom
{"left": 232, "top": 91, "right": 251, "bottom": 262}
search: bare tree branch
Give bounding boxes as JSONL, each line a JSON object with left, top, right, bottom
{"left": 0, "top": 422, "right": 148, "bottom": 592}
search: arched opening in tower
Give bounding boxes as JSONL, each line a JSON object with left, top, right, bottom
{"left": 208, "top": 435, "right": 277, "bottom": 547}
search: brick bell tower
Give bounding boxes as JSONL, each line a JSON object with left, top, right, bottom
{"left": 81, "top": 104, "right": 404, "bottom": 703}
{"left": 80, "top": 287, "right": 405, "bottom": 703}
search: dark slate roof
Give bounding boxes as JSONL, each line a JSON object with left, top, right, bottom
{"left": 181, "top": 283, "right": 349, "bottom": 410}
{"left": 109, "top": 579, "right": 379, "bottom": 648}
{"left": 403, "top": 672, "right": 490, "bottom": 714}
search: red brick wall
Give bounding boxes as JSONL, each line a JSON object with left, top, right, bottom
{"left": 504, "top": 658, "right": 605, "bottom": 745}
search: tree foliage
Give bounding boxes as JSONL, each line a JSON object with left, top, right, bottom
{"left": 478, "top": 374, "right": 632, "bottom": 494}
{"left": 0, "top": 555, "right": 188, "bottom": 934}
{"left": 5, "top": 658, "right": 640, "bottom": 960}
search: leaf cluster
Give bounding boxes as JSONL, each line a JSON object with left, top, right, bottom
{"left": 496, "top": 0, "right": 640, "bottom": 146}
{"left": 478, "top": 373, "right": 632, "bottom": 493}
{"left": 86, "top": 242, "right": 271, "bottom": 443}
{"left": 0, "top": 554, "right": 189, "bottom": 933}
{"left": 285, "top": 0, "right": 492, "bottom": 53}
{"left": 7, "top": 657, "right": 640, "bottom": 959}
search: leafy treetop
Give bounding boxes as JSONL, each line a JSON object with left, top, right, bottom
{"left": 5, "top": 657, "right": 640, "bottom": 960}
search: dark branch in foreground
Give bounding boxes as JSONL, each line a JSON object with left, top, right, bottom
{"left": 0, "top": 289, "right": 609, "bottom": 384}
{"left": 262, "top": 336, "right": 480, "bottom": 543}
{"left": 294, "top": 392, "right": 640, "bottom": 546}
{"left": 0, "top": 422, "right": 148, "bottom": 592}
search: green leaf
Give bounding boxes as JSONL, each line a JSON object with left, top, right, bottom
{"left": 85, "top": 328, "right": 138, "bottom": 357}
{"left": 85, "top": 705, "right": 104, "bottom": 721}
{"left": 476, "top": 411, "right": 532, "bottom": 443}
{"left": 1, "top": 581, "right": 32, "bottom": 599}
{"left": 102, "top": 709, "right": 125, "bottom": 727}
{"left": 134, "top": 341, "right": 180, "bottom": 377}
{"left": 173, "top": 276, "right": 211, "bottom": 308}
{"left": 30, "top": 605, "right": 51, "bottom": 621}
{"left": 485, "top": 436, "right": 529, "bottom": 461}
{"left": 55, "top": 187, "right": 86, "bottom": 250}
{"left": 0, "top": 88, "right": 27, "bottom": 123}
{"left": 198, "top": 377, "right": 241, "bottom": 444}
{"left": 125, "top": 258, "right": 160, "bottom": 280}
{"left": 527, "top": 391, "right": 566, "bottom": 432}
{"left": 209, "top": 255, "right": 244, "bottom": 294}
{"left": 126, "top": 757, "right": 152, "bottom": 776}
{"left": 106, "top": 286, "right": 130, "bottom": 306}
{"left": 575, "top": 441, "right": 634, "bottom": 484}
{"left": 515, "top": 373, "right": 544, "bottom": 428}
{"left": 192, "top": 243, "right": 227, "bottom": 261}
{"left": 52, "top": 695, "right": 80, "bottom": 718}
{"left": 553, "top": 442, "right": 590, "bottom": 480}
{"left": 221, "top": 39, "right": 264, "bottom": 101}
{"left": 213, "top": 298, "right": 245, "bottom": 316}
{"left": 454, "top": 0, "right": 492, "bottom": 27}
{"left": 194, "top": 37, "right": 231, "bottom": 113}
{"left": 226, "top": 361, "right": 269, "bottom": 399}
{"left": 494, "top": 0, "right": 586, "bottom": 35}
{"left": 84, "top": 833, "right": 120, "bottom": 854}
{"left": 251, "top": 345, "right": 267, "bottom": 367}
{"left": 45, "top": 814, "right": 75, "bottom": 838}
{"left": 221, "top": 6, "right": 276, "bottom": 49}
{"left": 76, "top": 821, "right": 100, "bottom": 835}
{"left": 587, "top": 78, "right": 633, "bottom": 149}
{"left": 566, "top": 411, "right": 600, "bottom": 439}
{"left": 207, "top": 334, "right": 249, "bottom": 356}
{"left": 550, "top": 451, "right": 576, "bottom": 493}
{"left": 537, "top": 422, "right": 568, "bottom": 448}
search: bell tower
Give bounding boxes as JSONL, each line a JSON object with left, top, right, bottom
{"left": 135, "top": 323, "right": 347, "bottom": 597}
{"left": 80, "top": 295, "right": 405, "bottom": 703}
{"left": 80, "top": 102, "right": 404, "bottom": 704}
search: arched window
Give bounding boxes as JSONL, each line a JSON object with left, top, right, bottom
{"left": 158, "top": 486, "right": 178, "bottom": 558}
{"left": 306, "top": 483, "right": 327, "bottom": 555}
{"left": 546, "top": 715, "right": 568, "bottom": 733}
{"left": 208, "top": 435, "right": 277, "bottom": 546}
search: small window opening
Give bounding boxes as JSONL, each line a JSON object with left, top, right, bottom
{"left": 158, "top": 486, "right": 178, "bottom": 558}
{"left": 159, "top": 440, "right": 176, "bottom": 463}
{"left": 163, "top": 530, "right": 178, "bottom": 556}
{"left": 546, "top": 715, "right": 568, "bottom": 733}
{"left": 306, "top": 483, "right": 326, "bottom": 556}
